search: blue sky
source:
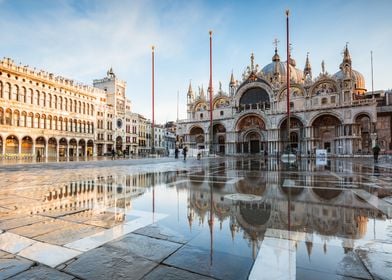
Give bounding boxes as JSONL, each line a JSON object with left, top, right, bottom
{"left": 1, "top": 0, "right": 391, "bottom": 123}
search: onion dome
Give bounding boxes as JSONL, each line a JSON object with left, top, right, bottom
{"left": 333, "top": 45, "right": 366, "bottom": 94}
{"left": 261, "top": 47, "right": 304, "bottom": 84}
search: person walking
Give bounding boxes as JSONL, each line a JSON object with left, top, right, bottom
{"left": 111, "top": 148, "right": 115, "bottom": 160}
{"left": 372, "top": 144, "right": 380, "bottom": 162}
{"left": 175, "top": 147, "right": 179, "bottom": 159}
{"left": 183, "top": 146, "right": 187, "bottom": 160}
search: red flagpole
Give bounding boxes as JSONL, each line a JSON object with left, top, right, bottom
{"left": 286, "top": 10, "right": 291, "bottom": 152}
{"left": 152, "top": 45, "right": 155, "bottom": 154}
{"left": 209, "top": 31, "right": 213, "bottom": 154}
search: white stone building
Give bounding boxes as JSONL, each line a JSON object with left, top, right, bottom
{"left": 177, "top": 46, "right": 378, "bottom": 156}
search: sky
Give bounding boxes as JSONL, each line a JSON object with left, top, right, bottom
{"left": 0, "top": 0, "right": 391, "bottom": 123}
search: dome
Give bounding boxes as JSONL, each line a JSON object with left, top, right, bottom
{"left": 333, "top": 69, "right": 366, "bottom": 91}
{"left": 261, "top": 61, "right": 304, "bottom": 84}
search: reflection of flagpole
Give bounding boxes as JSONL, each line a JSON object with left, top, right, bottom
{"left": 208, "top": 170, "right": 214, "bottom": 266}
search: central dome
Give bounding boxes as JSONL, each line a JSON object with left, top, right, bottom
{"left": 261, "top": 49, "right": 304, "bottom": 84}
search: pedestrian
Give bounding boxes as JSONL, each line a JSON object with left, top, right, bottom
{"left": 123, "top": 150, "right": 126, "bottom": 159}
{"left": 111, "top": 148, "right": 115, "bottom": 160}
{"left": 36, "top": 150, "right": 41, "bottom": 162}
{"left": 183, "top": 146, "right": 187, "bottom": 160}
{"left": 372, "top": 144, "right": 380, "bottom": 162}
{"left": 175, "top": 147, "right": 179, "bottom": 159}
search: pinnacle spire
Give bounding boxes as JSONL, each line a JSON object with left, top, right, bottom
{"left": 230, "top": 71, "right": 235, "bottom": 86}
{"left": 303, "top": 52, "right": 312, "bottom": 78}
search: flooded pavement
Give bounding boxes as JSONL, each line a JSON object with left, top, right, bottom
{"left": 0, "top": 157, "right": 392, "bottom": 280}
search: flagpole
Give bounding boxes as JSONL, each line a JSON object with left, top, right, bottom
{"left": 151, "top": 45, "right": 155, "bottom": 154}
{"left": 286, "top": 10, "right": 291, "bottom": 154}
{"left": 209, "top": 30, "right": 214, "bottom": 155}
{"left": 371, "top": 51, "right": 374, "bottom": 98}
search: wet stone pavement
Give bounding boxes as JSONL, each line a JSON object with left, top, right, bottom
{"left": 0, "top": 156, "right": 392, "bottom": 279}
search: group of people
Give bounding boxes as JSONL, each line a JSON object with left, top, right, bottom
{"left": 174, "top": 146, "right": 187, "bottom": 160}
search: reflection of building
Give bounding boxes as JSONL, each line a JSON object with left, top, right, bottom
{"left": 186, "top": 159, "right": 382, "bottom": 258}
{"left": 178, "top": 46, "right": 387, "bottom": 156}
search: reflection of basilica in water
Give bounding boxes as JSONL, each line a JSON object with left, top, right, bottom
{"left": 186, "top": 160, "right": 382, "bottom": 257}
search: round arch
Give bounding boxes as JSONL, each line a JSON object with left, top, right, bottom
{"left": 5, "top": 135, "right": 18, "bottom": 154}
{"left": 213, "top": 123, "right": 226, "bottom": 154}
{"left": 189, "top": 126, "right": 205, "bottom": 149}
{"left": 235, "top": 114, "right": 266, "bottom": 154}
{"left": 48, "top": 137, "right": 57, "bottom": 158}
{"left": 59, "top": 138, "right": 68, "bottom": 157}
{"left": 355, "top": 113, "right": 372, "bottom": 153}
{"left": 311, "top": 114, "right": 342, "bottom": 154}
{"left": 279, "top": 116, "right": 304, "bottom": 154}
{"left": 35, "top": 136, "right": 46, "bottom": 157}
{"left": 21, "top": 136, "right": 33, "bottom": 154}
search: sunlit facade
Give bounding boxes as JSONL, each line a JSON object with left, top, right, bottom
{"left": 178, "top": 46, "right": 381, "bottom": 156}
{"left": 0, "top": 58, "right": 141, "bottom": 159}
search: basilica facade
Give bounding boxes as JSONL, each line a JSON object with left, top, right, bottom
{"left": 177, "top": 45, "right": 379, "bottom": 156}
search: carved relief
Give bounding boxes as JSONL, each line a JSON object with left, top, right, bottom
{"left": 312, "top": 82, "right": 336, "bottom": 96}
{"left": 237, "top": 115, "right": 265, "bottom": 131}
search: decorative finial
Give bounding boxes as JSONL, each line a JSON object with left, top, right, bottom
{"left": 152, "top": 45, "right": 155, "bottom": 52}
{"left": 321, "top": 60, "right": 325, "bottom": 74}
{"left": 209, "top": 30, "right": 213, "bottom": 36}
{"left": 273, "top": 38, "right": 280, "bottom": 50}
{"left": 250, "top": 52, "right": 255, "bottom": 71}
{"left": 286, "top": 9, "right": 290, "bottom": 16}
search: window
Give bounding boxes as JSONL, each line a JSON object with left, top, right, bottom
{"left": 200, "top": 113, "right": 203, "bottom": 119}
{"left": 322, "top": 97, "right": 328, "bottom": 105}
{"left": 331, "top": 96, "right": 336, "bottom": 103}
{"left": 220, "top": 111, "right": 224, "bottom": 116}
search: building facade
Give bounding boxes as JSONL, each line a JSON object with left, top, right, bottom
{"left": 0, "top": 58, "right": 168, "bottom": 159}
{"left": 178, "top": 46, "right": 384, "bottom": 156}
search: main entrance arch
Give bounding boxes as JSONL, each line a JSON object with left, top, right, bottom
{"left": 213, "top": 123, "right": 226, "bottom": 154}
{"left": 236, "top": 115, "right": 266, "bottom": 154}
{"left": 279, "top": 117, "right": 304, "bottom": 154}
{"left": 311, "top": 114, "right": 341, "bottom": 153}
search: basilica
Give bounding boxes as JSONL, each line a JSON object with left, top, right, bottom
{"left": 177, "top": 45, "right": 381, "bottom": 156}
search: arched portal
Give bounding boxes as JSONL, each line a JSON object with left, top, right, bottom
{"left": 0, "top": 136, "right": 3, "bottom": 155}
{"left": 59, "top": 138, "right": 67, "bottom": 157}
{"left": 5, "top": 135, "right": 18, "bottom": 154}
{"left": 79, "top": 139, "right": 86, "bottom": 156}
{"left": 21, "top": 136, "right": 33, "bottom": 154}
{"left": 189, "top": 126, "right": 205, "bottom": 149}
{"left": 213, "top": 123, "right": 226, "bottom": 154}
{"left": 35, "top": 136, "right": 46, "bottom": 157}
{"left": 87, "top": 140, "right": 94, "bottom": 156}
{"left": 236, "top": 115, "right": 266, "bottom": 154}
{"left": 280, "top": 117, "right": 304, "bottom": 154}
{"left": 48, "top": 137, "right": 57, "bottom": 158}
{"left": 312, "top": 114, "right": 341, "bottom": 153}
{"left": 355, "top": 114, "right": 371, "bottom": 153}
{"left": 69, "top": 139, "right": 77, "bottom": 157}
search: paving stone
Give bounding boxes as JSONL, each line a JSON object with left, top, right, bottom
{"left": 133, "top": 223, "right": 197, "bottom": 244}
{"left": 296, "top": 242, "right": 372, "bottom": 279}
{"left": 63, "top": 245, "right": 158, "bottom": 280}
{"left": 7, "top": 265, "right": 75, "bottom": 280}
{"left": 33, "top": 223, "right": 103, "bottom": 245}
{"left": 9, "top": 218, "right": 74, "bottom": 238}
{"left": 296, "top": 268, "right": 362, "bottom": 280}
{"left": 142, "top": 265, "right": 215, "bottom": 280}
{"left": 61, "top": 209, "right": 124, "bottom": 228}
{"left": 356, "top": 248, "right": 392, "bottom": 280}
{"left": 106, "top": 233, "right": 182, "bottom": 262}
{"left": 0, "top": 215, "right": 50, "bottom": 231}
{"left": 163, "top": 245, "right": 253, "bottom": 280}
{"left": 0, "top": 256, "right": 33, "bottom": 279}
